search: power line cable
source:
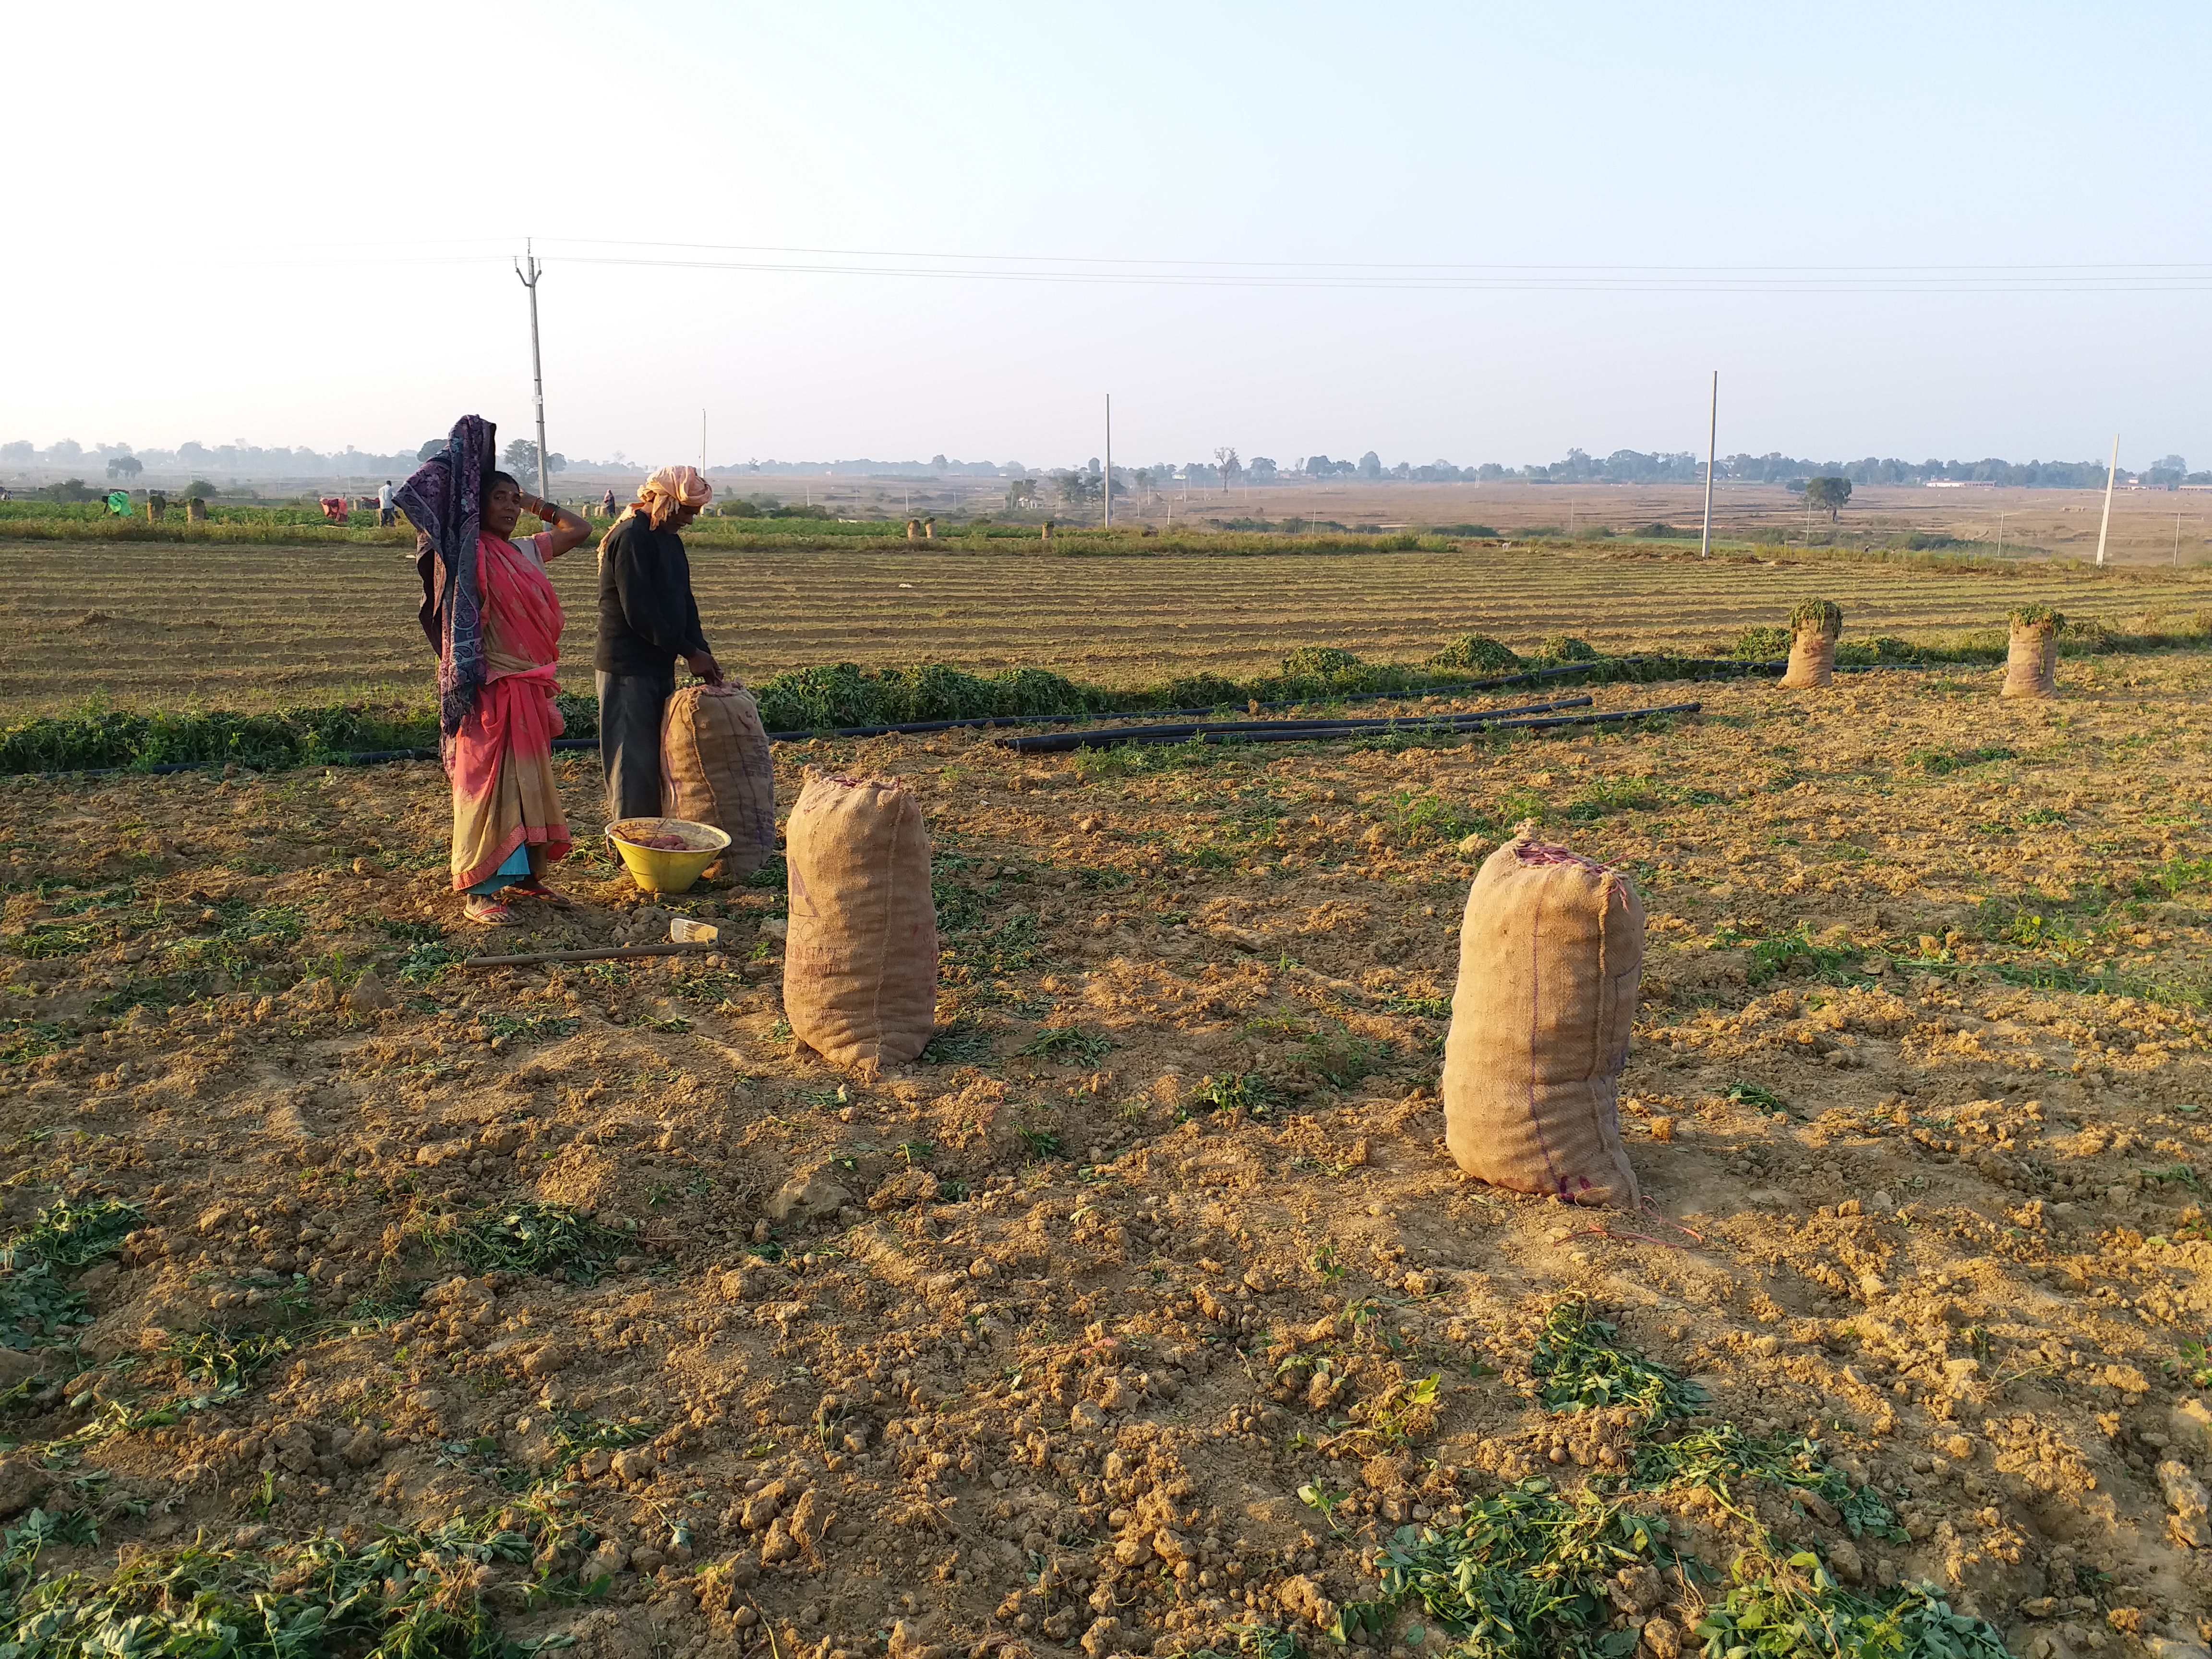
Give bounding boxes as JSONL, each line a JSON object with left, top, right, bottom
{"left": 225, "top": 238, "right": 2212, "bottom": 294}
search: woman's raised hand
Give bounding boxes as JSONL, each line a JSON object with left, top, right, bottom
{"left": 535, "top": 496, "right": 594, "bottom": 557}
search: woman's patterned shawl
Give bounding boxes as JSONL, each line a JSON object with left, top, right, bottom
{"left": 394, "top": 415, "right": 495, "bottom": 748}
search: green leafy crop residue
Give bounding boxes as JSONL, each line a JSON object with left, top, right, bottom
{"left": 0, "top": 1197, "right": 141, "bottom": 1355}
{"left": 1334, "top": 1480, "right": 1691, "bottom": 1659}
{"left": 417, "top": 1201, "right": 634, "bottom": 1286}
{"left": 1529, "top": 1299, "right": 1709, "bottom": 1424}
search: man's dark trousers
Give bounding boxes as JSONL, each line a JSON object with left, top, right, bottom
{"left": 597, "top": 668, "right": 673, "bottom": 821}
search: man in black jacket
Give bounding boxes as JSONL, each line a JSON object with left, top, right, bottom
{"left": 594, "top": 467, "right": 722, "bottom": 820}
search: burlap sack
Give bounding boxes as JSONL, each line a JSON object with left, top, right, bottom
{"left": 2002, "top": 621, "right": 2059, "bottom": 698}
{"left": 661, "top": 683, "right": 777, "bottom": 878}
{"left": 1780, "top": 626, "right": 1838, "bottom": 689}
{"left": 1442, "top": 836, "right": 1643, "bottom": 1207}
{"left": 783, "top": 770, "right": 938, "bottom": 1073}
{"left": 1780, "top": 600, "right": 1841, "bottom": 689}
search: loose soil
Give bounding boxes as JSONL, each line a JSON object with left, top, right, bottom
{"left": 3, "top": 655, "right": 2212, "bottom": 1659}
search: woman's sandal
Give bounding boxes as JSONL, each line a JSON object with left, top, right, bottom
{"left": 462, "top": 894, "right": 517, "bottom": 926}
{"left": 508, "top": 878, "right": 573, "bottom": 909}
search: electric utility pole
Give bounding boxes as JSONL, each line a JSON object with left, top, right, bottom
{"left": 515, "top": 240, "right": 550, "bottom": 500}
{"left": 1699, "top": 371, "right": 1718, "bottom": 559}
{"left": 2095, "top": 433, "right": 2118, "bottom": 566}
{"left": 1103, "top": 393, "right": 1113, "bottom": 529}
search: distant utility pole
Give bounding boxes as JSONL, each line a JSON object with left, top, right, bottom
{"left": 1699, "top": 371, "right": 1718, "bottom": 558}
{"left": 1103, "top": 393, "right": 1112, "bottom": 529}
{"left": 2095, "top": 433, "right": 2118, "bottom": 566}
{"left": 700, "top": 409, "right": 707, "bottom": 475}
{"left": 515, "top": 240, "right": 550, "bottom": 500}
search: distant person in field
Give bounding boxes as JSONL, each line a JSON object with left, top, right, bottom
{"left": 595, "top": 465, "right": 721, "bottom": 821}
{"left": 600, "top": 487, "right": 617, "bottom": 517}
{"left": 377, "top": 478, "right": 397, "bottom": 527}
{"left": 397, "top": 416, "right": 593, "bottom": 926}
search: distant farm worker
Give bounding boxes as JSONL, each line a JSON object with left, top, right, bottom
{"left": 377, "top": 478, "right": 397, "bottom": 527}
{"left": 600, "top": 487, "right": 617, "bottom": 517}
{"left": 397, "top": 416, "right": 594, "bottom": 926}
{"left": 595, "top": 464, "right": 721, "bottom": 820}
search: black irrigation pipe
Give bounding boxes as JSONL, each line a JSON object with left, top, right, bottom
{"left": 1045, "top": 692, "right": 1592, "bottom": 741}
{"left": 764, "top": 671, "right": 1604, "bottom": 740}
{"left": 1000, "top": 700, "right": 1702, "bottom": 753}
{"left": 759, "top": 656, "right": 1744, "bottom": 742}
{"left": 752, "top": 649, "right": 1936, "bottom": 745}
{"left": 999, "top": 695, "right": 1594, "bottom": 754}
{"left": 757, "top": 681, "right": 1545, "bottom": 741}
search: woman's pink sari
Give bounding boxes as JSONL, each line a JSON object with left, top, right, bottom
{"left": 448, "top": 532, "right": 573, "bottom": 890}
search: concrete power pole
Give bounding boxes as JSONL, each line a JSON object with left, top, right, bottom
{"left": 515, "top": 240, "right": 550, "bottom": 500}
{"left": 1103, "top": 393, "right": 1112, "bottom": 529}
{"left": 1699, "top": 370, "right": 1718, "bottom": 559}
{"left": 2095, "top": 433, "right": 2118, "bottom": 566}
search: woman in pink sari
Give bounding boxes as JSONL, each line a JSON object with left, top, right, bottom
{"left": 445, "top": 470, "right": 592, "bottom": 922}
{"left": 397, "top": 418, "right": 593, "bottom": 924}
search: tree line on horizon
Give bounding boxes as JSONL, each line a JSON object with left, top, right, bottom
{"left": 3, "top": 438, "right": 2199, "bottom": 493}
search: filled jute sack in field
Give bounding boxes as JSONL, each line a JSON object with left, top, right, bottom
{"left": 1780, "top": 599, "right": 1842, "bottom": 689}
{"left": 661, "top": 682, "right": 777, "bottom": 878}
{"left": 1443, "top": 835, "right": 1643, "bottom": 1207}
{"left": 783, "top": 769, "right": 938, "bottom": 1074}
{"left": 2002, "top": 610, "right": 2061, "bottom": 699}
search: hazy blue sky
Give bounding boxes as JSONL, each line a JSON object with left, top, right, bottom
{"left": 10, "top": 1, "right": 2209, "bottom": 472}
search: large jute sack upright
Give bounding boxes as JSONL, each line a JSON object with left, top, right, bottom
{"left": 2002, "top": 609, "right": 2061, "bottom": 699}
{"left": 1780, "top": 598, "right": 1842, "bottom": 689}
{"left": 661, "top": 683, "right": 777, "bottom": 878}
{"left": 783, "top": 769, "right": 938, "bottom": 1074}
{"left": 1442, "top": 836, "right": 1643, "bottom": 1207}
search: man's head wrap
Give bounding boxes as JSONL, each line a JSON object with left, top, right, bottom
{"left": 637, "top": 465, "right": 713, "bottom": 528}
{"left": 598, "top": 464, "right": 715, "bottom": 559}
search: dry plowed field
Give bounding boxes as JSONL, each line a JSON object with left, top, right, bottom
{"left": 2, "top": 541, "right": 2208, "bottom": 717}
{"left": 3, "top": 651, "right": 2212, "bottom": 1658}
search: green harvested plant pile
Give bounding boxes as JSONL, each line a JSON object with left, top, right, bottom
{"left": 1427, "top": 634, "right": 1525, "bottom": 674}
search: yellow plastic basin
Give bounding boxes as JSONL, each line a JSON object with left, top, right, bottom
{"left": 604, "top": 817, "right": 732, "bottom": 895}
